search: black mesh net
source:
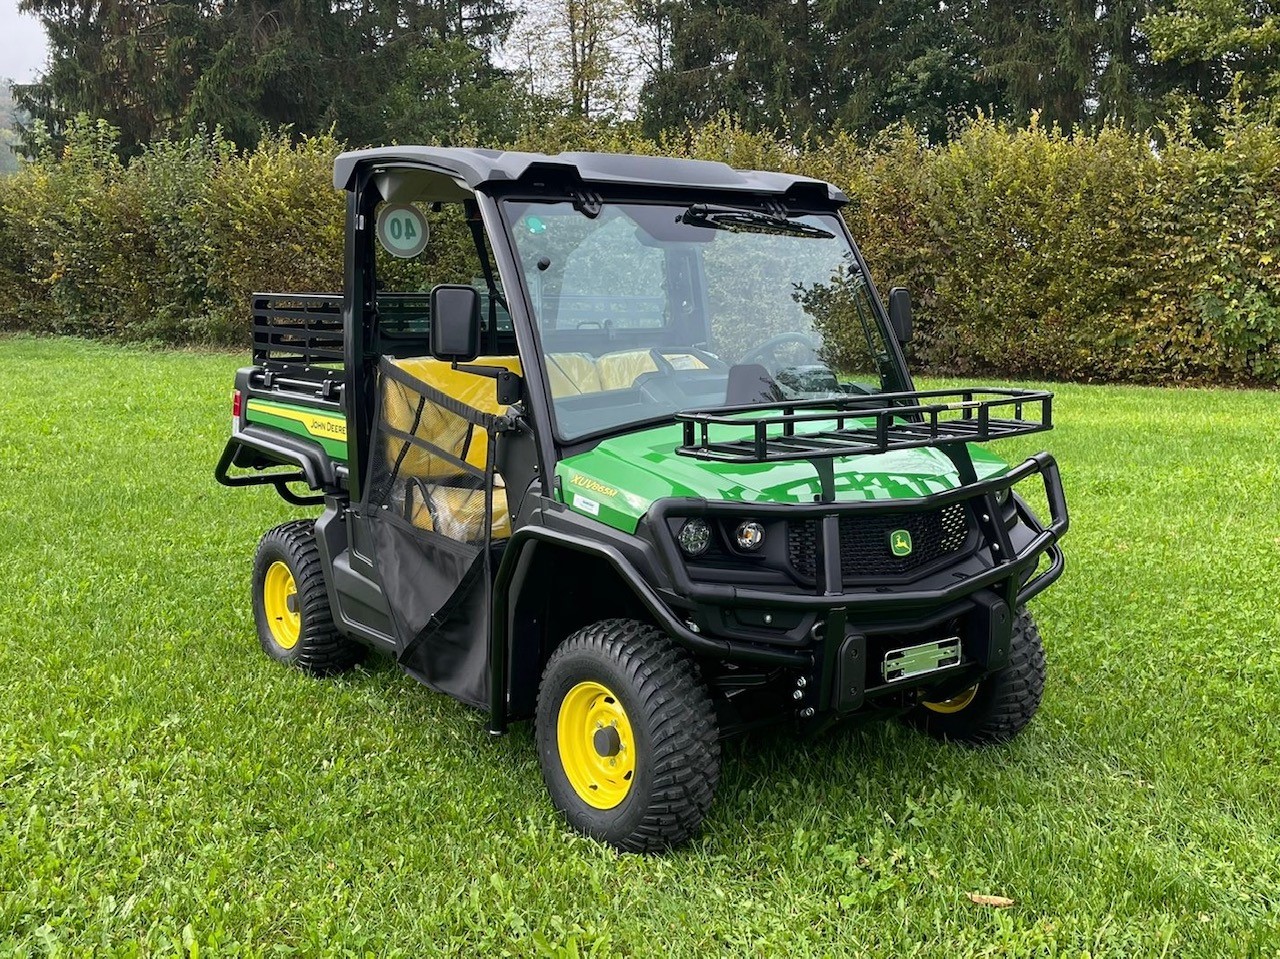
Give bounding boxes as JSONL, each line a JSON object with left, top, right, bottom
{"left": 363, "top": 357, "right": 503, "bottom": 707}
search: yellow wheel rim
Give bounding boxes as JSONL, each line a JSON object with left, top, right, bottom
{"left": 923, "top": 684, "right": 979, "bottom": 714}
{"left": 263, "top": 561, "right": 301, "bottom": 650}
{"left": 557, "top": 680, "right": 636, "bottom": 810}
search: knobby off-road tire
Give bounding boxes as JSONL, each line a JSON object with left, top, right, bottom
{"left": 905, "top": 608, "right": 1045, "bottom": 745}
{"left": 536, "top": 619, "right": 720, "bottom": 852}
{"left": 252, "top": 520, "right": 365, "bottom": 675}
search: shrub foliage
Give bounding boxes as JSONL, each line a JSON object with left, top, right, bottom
{"left": 2, "top": 114, "right": 1278, "bottom": 385}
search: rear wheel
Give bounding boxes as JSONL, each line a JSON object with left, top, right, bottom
{"left": 252, "top": 520, "right": 365, "bottom": 675}
{"left": 905, "top": 608, "right": 1045, "bottom": 745}
{"left": 535, "top": 619, "right": 720, "bottom": 852}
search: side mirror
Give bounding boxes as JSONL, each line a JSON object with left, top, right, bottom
{"left": 888, "top": 287, "right": 913, "bottom": 346}
{"left": 430, "top": 284, "right": 481, "bottom": 363}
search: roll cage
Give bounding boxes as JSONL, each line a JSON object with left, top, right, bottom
{"left": 335, "top": 147, "right": 912, "bottom": 498}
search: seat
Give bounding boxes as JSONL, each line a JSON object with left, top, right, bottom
{"left": 546, "top": 353, "right": 603, "bottom": 395}
{"left": 594, "top": 350, "right": 710, "bottom": 391}
{"left": 406, "top": 481, "right": 511, "bottom": 541}
{"left": 594, "top": 350, "right": 660, "bottom": 391}
{"left": 385, "top": 356, "right": 522, "bottom": 539}
{"left": 547, "top": 349, "right": 714, "bottom": 396}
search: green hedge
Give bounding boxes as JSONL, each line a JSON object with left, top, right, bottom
{"left": 2, "top": 114, "right": 1279, "bottom": 385}
{"left": 0, "top": 123, "right": 344, "bottom": 346}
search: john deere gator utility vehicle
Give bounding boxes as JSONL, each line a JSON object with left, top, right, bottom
{"left": 216, "top": 147, "right": 1069, "bottom": 851}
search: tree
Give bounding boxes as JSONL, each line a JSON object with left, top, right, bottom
{"left": 368, "top": 0, "right": 523, "bottom": 143}
{"left": 972, "top": 0, "right": 1100, "bottom": 128}
{"left": 0, "top": 81, "right": 26, "bottom": 172}
{"left": 14, "top": 0, "right": 521, "bottom": 156}
{"left": 1144, "top": 0, "right": 1280, "bottom": 121}
{"left": 637, "top": 0, "right": 1217, "bottom": 140}
{"left": 638, "top": 0, "right": 830, "bottom": 135}
{"left": 508, "top": 0, "right": 639, "bottom": 118}
{"left": 15, "top": 0, "right": 206, "bottom": 154}
{"left": 820, "top": 0, "right": 1004, "bottom": 141}
{"left": 640, "top": 0, "right": 999, "bottom": 141}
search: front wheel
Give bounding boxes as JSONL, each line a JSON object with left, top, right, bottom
{"left": 535, "top": 619, "right": 720, "bottom": 852}
{"left": 904, "top": 608, "right": 1046, "bottom": 745}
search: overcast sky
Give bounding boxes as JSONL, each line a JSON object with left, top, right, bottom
{"left": 0, "top": 0, "right": 48, "bottom": 83}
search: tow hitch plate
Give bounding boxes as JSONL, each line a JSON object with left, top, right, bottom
{"left": 883, "top": 637, "right": 962, "bottom": 683}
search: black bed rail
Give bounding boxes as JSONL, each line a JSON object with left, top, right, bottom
{"left": 251, "top": 293, "right": 344, "bottom": 368}
{"left": 676, "top": 388, "right": 1053, "bottom": 463}
{"left": 251, "top": 290, "right": 514, "bottom": 378}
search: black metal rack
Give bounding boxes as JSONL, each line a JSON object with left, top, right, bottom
{"left": 676, "top": 388, "right": 1053, "bottom": 464}
{"left": 250, "top": 290, "right": 515, "bottom": 380}
{"left": 251, "top": 293, "right": 344, "bottom": 369}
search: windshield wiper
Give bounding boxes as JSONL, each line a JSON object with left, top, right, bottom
{"left": 679, "top": 204, "right": 834, "bottom": 239}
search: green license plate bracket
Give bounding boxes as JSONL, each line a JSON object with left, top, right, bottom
{"left": 882, "top": 637, "right": 962, "bottom": 683}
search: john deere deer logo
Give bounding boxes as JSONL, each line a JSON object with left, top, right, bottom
{"left": 890, "top": 529, "right": 913, "bottom": 557}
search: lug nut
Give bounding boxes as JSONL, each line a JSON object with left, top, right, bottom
{"left": 792, "top": 689, "right": 804, "bottom": 700}
{"left": 763, "top": 613, "right": 773, "bottom": 625}
{"left": 795, "top": 677, "right": 807, "bottom": 688}
{"left": 801, "top": 707, "right": 815, "bottom": 718}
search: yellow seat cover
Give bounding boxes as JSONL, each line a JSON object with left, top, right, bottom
{"left": 385, "top": 356, "right": 521, "bottom": 539}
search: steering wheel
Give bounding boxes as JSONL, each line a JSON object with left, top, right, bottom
{"left": 739, "top": 333, "right": 822, "bottom": 370}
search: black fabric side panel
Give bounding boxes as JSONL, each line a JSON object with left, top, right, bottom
{"left": 399, "top": 559, "right": 489, "bottom": 709}
{"left": 368, "top": 515, "right": 489, "bottom": 708}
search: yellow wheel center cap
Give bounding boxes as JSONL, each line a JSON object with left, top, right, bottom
{"left": 557, "top": 680, "right": 636, "bottom": 810}
{"left": 263, "top": 561, "right": 301, "bottom": 650}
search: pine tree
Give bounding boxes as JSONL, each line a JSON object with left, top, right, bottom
{"left": 15, "top": 0, "right": 521, "bottom": 156}
{"left": 1145, "top": 0, "right": 1279, "bottom": 123}
{"left": 16, "top": 0, "right": 206, "bottom": 154}
{"left": 639, "top": 0, "right": 831, "bottom": 135}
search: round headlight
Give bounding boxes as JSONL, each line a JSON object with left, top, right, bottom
{"left": 677, "top": 519, "right": 712, "bottom": 557}
{"left": 734, "top": 520, "right": 766, "bottom": 551}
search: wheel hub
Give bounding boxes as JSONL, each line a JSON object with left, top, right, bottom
{"left": 922, "top": 683, "right": 979, "bottom": 714}
{"left": 557, "top": 680, "right": 635, "bottom": 809}
{"left": 593, "top": 725, "right": 621, "bottom": 757}
{"left": 262, "top": 561, "right": 301, "bottom": 650}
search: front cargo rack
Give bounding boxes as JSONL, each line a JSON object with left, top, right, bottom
{"left": 675, "top": 388, "right": 1053, "bottom": 463}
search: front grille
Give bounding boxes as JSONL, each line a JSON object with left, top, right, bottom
{"left": 788, "top": 503, "right": 973, "bottom": 581}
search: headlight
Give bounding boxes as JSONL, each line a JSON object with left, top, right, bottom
{"left": 734, "top": 520, "right": 766, "bottom": 551}
{"left": 677, "top": 519, "right": 712, "bottom": 557}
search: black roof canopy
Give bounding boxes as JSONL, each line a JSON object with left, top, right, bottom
{"left": 333, "top": 146, "right": 848, "bottom": 206}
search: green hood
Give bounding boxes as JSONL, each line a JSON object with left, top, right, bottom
{"left": 556, "top": 422, "right": 1009, "bottom": 533}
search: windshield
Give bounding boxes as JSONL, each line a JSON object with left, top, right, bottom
{"left": 502, "top": 199, "right": 904, "bottom": 441}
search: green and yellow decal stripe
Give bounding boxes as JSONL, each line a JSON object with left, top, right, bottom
{"left": 245, "top": 399, "right": 348, "bottom": 460}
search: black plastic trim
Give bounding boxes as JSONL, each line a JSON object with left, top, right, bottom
{"left": 488, "top": 524, "right": 813, "bottom": 732}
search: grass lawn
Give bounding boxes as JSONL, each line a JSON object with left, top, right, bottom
{"left": 1, "top": 335, "right": 1278, "bottom": 957}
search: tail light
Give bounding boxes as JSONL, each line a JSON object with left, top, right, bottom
{"left": 231, "top": 389, "right": 243, "bottom": 417}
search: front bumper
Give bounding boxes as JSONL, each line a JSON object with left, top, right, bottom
{"left": 649, "top": 452, "right": 1069, "bottom": 712}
